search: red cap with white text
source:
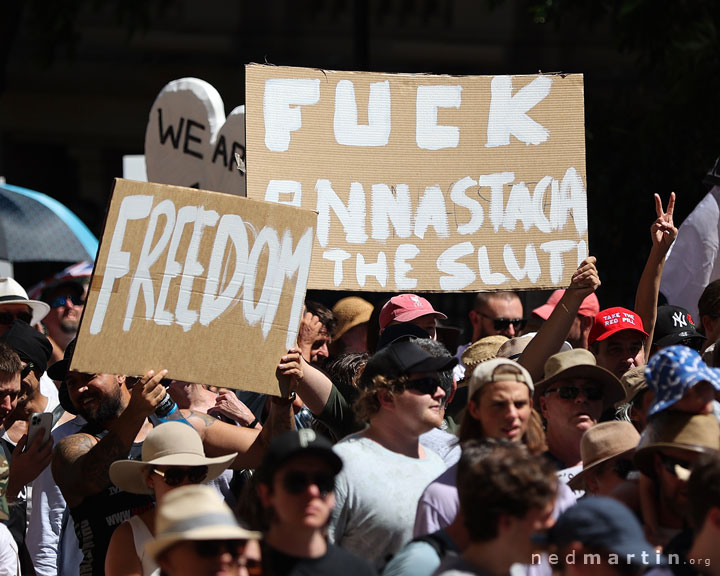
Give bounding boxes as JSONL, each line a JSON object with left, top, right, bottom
{"left": 589, "top": 307, "right": 648, "bottom": 345}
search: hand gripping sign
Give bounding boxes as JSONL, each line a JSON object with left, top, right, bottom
{"left": 245, "top": 65, "right": 589, "bottom": 292}
{"left": 71, "top": 179, "right": 316, "bottom": 395}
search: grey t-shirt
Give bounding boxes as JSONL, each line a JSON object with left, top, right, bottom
{"left": 329, "top": 433, "right": 447, "bottom": 570}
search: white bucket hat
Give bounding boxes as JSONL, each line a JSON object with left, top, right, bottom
{"left": 146, "top": 484, "right": 260, "bottom": 561}
{"left": 0, "top": 277, "right": 50, "bottom": 325}
{"left": 109, "top": 422, "right": 236, "bottom": 494}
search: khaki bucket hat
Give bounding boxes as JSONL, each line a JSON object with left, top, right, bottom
{"left": 568, "top": 421, "right": 640, "bottom": 491}
{"left": 534, "top": 348, "right": 624, "bottom": 409}
{"left": 109, "top": 422, "right": 236, "bottom": 494}
{"left": 146, "top": 484, "right": 260, "bottom": 561}
{"left": 633, "top": 411, "right": 720, "bottom": 476}
{"left": 332, "top": 297, "right": 373, "bottom": 341}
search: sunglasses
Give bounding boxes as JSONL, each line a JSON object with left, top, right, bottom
{"left": 0, "top": 311, "right": 32, "bottom": 325}
{"left": 477, "top": 311, "right": 526, "bottom": 332}
{"left": 20, "top": 362, "right": 35, "bottom": 380}
{"left": 545, "top": 386, "right": 603, "bottom": 402}
{"left": 405, "top": 376, "right": 447, "bottom": 396}
{"left": 152, "top": 465, "right": 208, "bottom": 486}
{"left": 49, "top": 295, "right": 86, "bottom": 308}
{"left": 283, "top": 470, "right": 335, "bottom": 496}
{"left": 192, "top": 538, "right": 245, "bottom": 556}
{"left": 659, "top": 455, "right": 693, "bottom": 478}
{"left": 612, "top": 459, "right": 636, "bottom": 480}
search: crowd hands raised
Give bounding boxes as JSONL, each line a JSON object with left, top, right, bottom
{"left": 0, "top": 193, "right": 719, "bottom": 576}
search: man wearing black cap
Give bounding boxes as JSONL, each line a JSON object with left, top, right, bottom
{"left": 649, "top": 305, "right": 706, "bottom": 358}
{"left": 328, "top": 340, "right": 456, "bottom": 570}
{"left": 256, "top": 429, "right": 376, "bottom": 575}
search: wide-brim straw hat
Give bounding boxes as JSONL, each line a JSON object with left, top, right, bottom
{"left": 146, "top": 484, "right": 260, "bottom": 561}
{"left": 0, "top": 277, "right": 50, "bottom": 325}
{"left": 534, "top": 348, "right": 624, "bottom": 409}
{"left": 109, "top": 422, "right": 236, "bottom": 494}
{"left": 459, "top": 335, "right": 508, "bottom": 384}
{"left": 633, "top": 411, "right": 720, "bottom": 476}
{"left": 568, "top": 421, "right": 640, "bottom": 491}
{"left": 332, "top": 297, "right": 373, "bottom": 341}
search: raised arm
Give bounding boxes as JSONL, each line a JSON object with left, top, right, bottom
{"left": 51, "top": 370, "right": 167, "bottom": 508}
{"left": 635, "top": 192, "right": 677, "bottom": 360}
{"left": 519, "top": 256, "right": 601, "bottom": 382}
{"left": 188, "top": 351, "right": 300, "bottom": 469}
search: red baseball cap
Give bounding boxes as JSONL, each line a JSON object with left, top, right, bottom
{"left": 533, "top": 290, "right": 600, "bottom": 321}
{"left": 378, "top": 294, "right": 447, "bottom": 332}
{"left": 588, "top": 307, "right": 649, "bottom": 345}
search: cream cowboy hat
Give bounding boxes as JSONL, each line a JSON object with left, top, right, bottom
{"left": 109, "top": 422, "right": 236, "bottom": 494}
{"left": 0, "top": 277, "right": 50, "bottom": 325}
{"left": 146, "top": 484, "right": 260, "bottom": 561}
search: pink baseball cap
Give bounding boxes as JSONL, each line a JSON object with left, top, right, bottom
{"left": 533, "top": 290, "right": 600, "bottom": 320}
{"left": 588, "top": 307, "right": 649, "bottom": 345}
{"left": 378, "top": 294, "right": 447, "bottom": 332}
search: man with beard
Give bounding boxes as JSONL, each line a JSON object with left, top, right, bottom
{"left": 49, "top": 340, "right": 299, "bottom": 576}
{"left": 38, "top": 274, "right": 89, "bottom": 363}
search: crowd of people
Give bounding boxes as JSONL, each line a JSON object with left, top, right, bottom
{"left": 0, "top": 193, "right": 720, "bottom": 576}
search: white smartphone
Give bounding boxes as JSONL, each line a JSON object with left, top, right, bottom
{"left": 24, "top": 412, "right": 53, "bottom": 452}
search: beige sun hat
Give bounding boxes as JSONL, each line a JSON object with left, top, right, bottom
{"left": 459, "top": 335, "right": 508, "bottom": 384}
{"left": 534, "top": 348, "right": 625, "bottom": 409}
{"left": 332, "top": 297, "right": 374, "bottom": 341}
{"left": 617, "top": 365, "right": 648, "bottom": 408}
{"left": 568, "top": 421, "right": 641, "bottom": 491}
{"left": 109, "top": 422, "right": 236, "bottom": 494}
{"left": 633, "top": 412, "right": 720, "bottom": 477}
{"left": 146, "top": 484, "right": 260, "bottom": 561}
{"left": 0, "top": 277, "right": 50, "bottom": 325}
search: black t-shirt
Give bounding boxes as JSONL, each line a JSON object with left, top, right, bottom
{"left": 263, "top": 543, "right": 378, "bottom": 576}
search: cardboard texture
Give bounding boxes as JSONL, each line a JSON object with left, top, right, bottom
{"left": 71, "top": 178, "right": 316, "bottom": 395}
{"left": 245, "top": 64, "right": 588, "bottom": 292}
{"left": 145, "top": 78, "right": 247, "bottom": 196}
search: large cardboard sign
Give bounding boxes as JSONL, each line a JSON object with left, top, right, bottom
{"left": 145, "top": 78, "right": 246, "bottom": 196}
{"left": 71, "top": 179, "right": 316, "bottom": 395}
{"left": 246, "top": 65, "right": 588, "bottom": 292}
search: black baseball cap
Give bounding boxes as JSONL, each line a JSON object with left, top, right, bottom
{"left": 549, "top": 497, "right": 664, "bottom": 566}
{"left": 653, "top": 305, "right": 705, "bottom": 349}
{"left": 256, "top": 429, "right": 342, "bottom": 484}
{"left": 376, "top": 322, "right": 430, "bottom": 350}
{"left": 360, "top": 340, "right": 457, "bottom": 389}
{"left": 0, "top": 320, "right": 52, "bottom": 374}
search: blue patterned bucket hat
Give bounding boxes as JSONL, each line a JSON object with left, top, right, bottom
{"left": 645, "top": 345, "right": 720, "bottom": 417}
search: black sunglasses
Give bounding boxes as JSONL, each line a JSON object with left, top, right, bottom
{"left": 193, "top": 538, "right": 247, "bottom": 558}
{"left": 20, "top": 362, "right": 35, "bottom": 380}
{"left": 612, "top": 459, "right": 636, "bottom": 480}
{"left": 659, "top": 454, "right": 693, "bottom": 478}
{"left": 0, "top": 311, "right": 32, "bottom": 325}
{"left": 283, "top": 470, "right": 335, "bottom": 496}
{"left": 152, "top": 465, "right": 208, "bottom": 486}
{"left": 405, "top": 376, "right": 447, "bottom": 396}
{"left": 478, "top": 311, "right": 526, "bottom": 332}
{"left": 545, "top": 385, "right": 603, "bottom": 402}
{"left": 49, "top": 295, "right": 86, "bottom": 308}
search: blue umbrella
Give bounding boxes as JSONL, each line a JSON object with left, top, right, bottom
{"left": 0, "top": 183, "right": 98, "bottom": 262}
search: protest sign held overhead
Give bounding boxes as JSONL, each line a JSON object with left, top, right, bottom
{"left": 145, "top": 78, "right": 246, "bottom": 196}
{"left": 245, "top": 64, "right": 588, "bottom": 292}
{"left": 71, "top": 179, "right": 316, "bottom": 395}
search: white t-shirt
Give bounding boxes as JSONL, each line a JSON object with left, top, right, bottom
{"left": 329, "top": 433, "right": 446, "bottom": 570}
